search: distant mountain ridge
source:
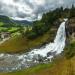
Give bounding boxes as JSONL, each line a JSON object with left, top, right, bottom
{"left": 0, "top": 15, "right": 32, "bottom": 27}
{"left": 0, "top": 15, "right": 16, "bottom": 27}
{"left": 13, "top": 20, "right": 32, "bottom": 26}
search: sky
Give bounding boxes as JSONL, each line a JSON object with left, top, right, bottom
{"left": 0, "top": 0, "right": 75, "bottom": 21}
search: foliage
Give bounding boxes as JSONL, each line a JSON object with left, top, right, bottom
{"left": 70, "top": 4, "right": 75, "bottom": 18}
{"left": 26, "top": 5, "right": 75, "bottom": 39}
{"left": 64, "top": 42, "right": 75, "bottom": 59}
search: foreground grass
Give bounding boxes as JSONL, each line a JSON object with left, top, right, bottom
{"left": 0, "top": 57, "right": 75, "bottom": 75}
{"left": 0, "top": 28, "right": 56, "bottom": 53}
{"left": 0, "top": 62, "right": 53, "bottom": 75}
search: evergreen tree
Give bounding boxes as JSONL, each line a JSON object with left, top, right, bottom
{"left": 70, "top": 4, "right": 75, "bottom": 18}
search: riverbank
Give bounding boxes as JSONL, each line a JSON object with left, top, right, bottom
{"left": 0, "top": 56, "right": 75, "bottom": 75}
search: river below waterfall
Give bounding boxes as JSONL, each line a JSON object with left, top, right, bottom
{"left": 0, "top": 19, "right": 68, "bottom": 72}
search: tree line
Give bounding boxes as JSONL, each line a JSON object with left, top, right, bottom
{"left": 25, "top": 5, "right": 75, "bottom": 39}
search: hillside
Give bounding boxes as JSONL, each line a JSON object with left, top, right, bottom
{"left": 0, "top": 15, "right": 32, "bottom": 27}
{"left": 0, "top": 11, "right": 61, "bottom": 53}
{"left": 0, "top": 15, "right": 32, "bottom": 33}
{"left": 0, "top": 27, "right": 57, "bottom": 53}
{"left": 0, "top": 15, "right": 20, "bottom": 33}
{"left": 0, "top": 15, "right": 17, "bottom": 27}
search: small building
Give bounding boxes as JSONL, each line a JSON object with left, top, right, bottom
{"left": 0, "top": 32, "right": 10, "bottom": 39}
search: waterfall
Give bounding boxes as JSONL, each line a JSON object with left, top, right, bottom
{"left": 0, "top": 19, "right": 68, "bottom": 72}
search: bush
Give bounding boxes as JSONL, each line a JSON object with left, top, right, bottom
{"left": 26, "top": 31, "right": 37, "bottom": 39}
{"left": 64, "top": 42, "right": 75, "bottom": 59}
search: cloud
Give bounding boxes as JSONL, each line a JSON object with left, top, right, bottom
{"left": 0, "top": 0, "right": 75, "bottom": 21}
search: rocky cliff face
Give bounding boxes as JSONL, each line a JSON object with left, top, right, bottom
{"left": 52, "top": 18, "right": 75, "bottom": 44}
{"left": 52, "top": 19, "right": 71, "bottom": 45}
{"left": 65, "top": 18, "right": 75, "bottom": 43}
{"left": 68, "top": 18, "right": 75, "bottom": 35}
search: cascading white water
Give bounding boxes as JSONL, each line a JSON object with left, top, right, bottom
{"left": 0, "top": 19, "right": 68, "bottom": 72}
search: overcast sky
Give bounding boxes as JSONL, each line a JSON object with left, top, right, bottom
{"left": 0, "top": 0, "right": 75, "bottom": 21}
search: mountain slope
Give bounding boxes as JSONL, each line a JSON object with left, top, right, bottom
{"left": 0, "top": 15, "right": 32, "bottom": 27}
{"left": 0, "top": 15, "right": 17, "bottom": 28}
{"left": 0, "top": 28, "right": 56, "bottom": 53}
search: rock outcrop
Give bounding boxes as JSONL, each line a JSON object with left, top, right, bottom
{"left": 65, "top": 18, "right": 75, "bottom": 43}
